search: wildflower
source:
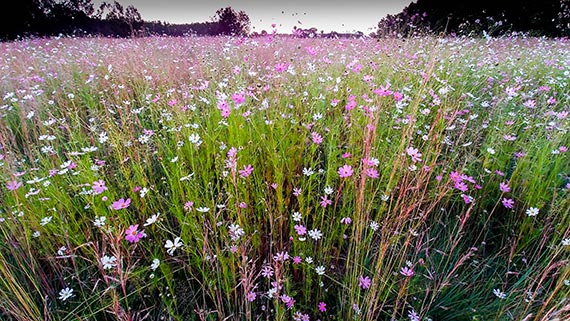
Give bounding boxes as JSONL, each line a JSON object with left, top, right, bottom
{"left": 274, "top": 251, "right": 289, "bottom": 261}
{"left": 196, "top": 207, "right": 210, "bottom": 212}
{"left": 292, "top": 211, "right": 302, "bottom": 221}
{"left": 184, "top": 201, "right": 194, "bottom": 211}
{"left": 111, "top": 198, "right": 131, "bottom": 210}
{"left": 294, "top": 224, "right": 307, "bottom": 236}
{"left": 315, "top": 265, "right": 325, "bottom": 275}
{"left": 280, "top": 294, "right": 295, "bottom": 309}
{"left": 562, "top": 238, "right": 570, "bottom": 246}
{"left": 150, "top": 258, "right": 160, "bottom": 271}
{"left": 340, "top": 217, "right": 352, "bottom": 224}
{"left": 94, "top": 216, "right": 106, "bottom": 227}
{"left": 369, "top": 221, "right": 379, "bottom": 231}
{"left": 293, "top": 256, "right": 302, "bottom": 264}
{"left": 57, "top": 246, "right": 67, "bottom": 256}
{"left": 400, "top": 266, "right": 415, "bottom": 277}
{"left": 359, "top": 275, "right": 371, "bottom": 289}
{"left": 144, "top": 213, "right": 160, "bottom": 226}
{"left": 40, "top": 216, "right": 52, "bottom": 226}
{"left": 59, "top": 287, "right": 74, "bottom": 301}
{"left": 293, "top": 187, "right": 302, "bottom": 196}
{"left": 526, "top": 207, "right": 539, "bottom": 217}
{"left": 261, "top": 265, "right": 274, "bottom": 278}
{"left": 408, "top": 309, "right": 420, "bottom": 321}
{"left": 6, "top": 180, "right": 22, "bottom": 191}
{"left": 338, "top": 165, "right": 353, "bottom": 178}
{"left": 92, "top": 180, "right": 107, "bottom": 194}
{"left": 318, "top": 301, "right": 327, "bottom": 312}
{"left": 101, "top": 255, "right": 117, "bottom": 270}
{"left": 238, "top": 164, "right": 254, "bottom": 178}
{"left": 320, "top": 195, "right": 332, "bottom": 208}
{"left": 324, "top": 186, "right": 334, "bottom": 195}
{"left": 125, "top": 224, "right": 145, "bottom": 243}
{"left": 502, "top": 198, "right": 514, "bottom": 209}
{"left": 228, "top": 223, "right": 245, "bottom": 241}
{"left": 308, "top": 228, "right": 322, "bottom": 241}
{"left": 303, "top": 167, "right": 314, "bottom": 176}
{"left": 165, "top": 237, "right": 183, "bottom": 255}
{"left": 406, "top": 147, "right": 422, "bottom": 163}
{"left": 311, "top": 132, "right": 323, "bottom": 144}
{"left": 246, "top": 291, "right": 256, "bottom": 302}
{"left": 499, "top": 182, "right": 510, "bottom": 193}
{"left": 493, "top": 288, "right": 506, "bottom": 299}
{"left": 366, "top": 167, "right": 379, "bottom": 178}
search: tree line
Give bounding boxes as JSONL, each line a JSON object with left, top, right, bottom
{"left": 0, "top": 0, "right": 251, "bottom": 40}
{"left": 375, "top": 0, "right": 570, "bottom": 37}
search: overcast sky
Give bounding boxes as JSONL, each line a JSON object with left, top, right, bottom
{"left": 94, "top": 0, "right": 413, "bottom": 34}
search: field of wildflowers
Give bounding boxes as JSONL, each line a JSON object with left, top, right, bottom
{"left": 0, "top": 35, "right": 569, "bottom": 321}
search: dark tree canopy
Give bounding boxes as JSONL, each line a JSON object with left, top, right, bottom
{"left": 376, "top": 0, "right": 570, "bottom": 37}
{"left": 213, "top": 7, "right": 251, "bottom": 36}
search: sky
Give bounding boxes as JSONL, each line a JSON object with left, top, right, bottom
{"left": 94, "top": 0, "right": 413, "bottom": 34}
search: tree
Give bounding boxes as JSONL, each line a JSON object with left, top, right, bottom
{"left": 213, "top": 7, "right": 250, "bottom": 36}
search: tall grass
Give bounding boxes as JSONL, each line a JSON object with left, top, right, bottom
{"left": 0, "top": 35, "right": 569, "bottom": 320}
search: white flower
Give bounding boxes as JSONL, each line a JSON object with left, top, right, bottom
{"left": 562, "top": 238, "right": 570, "bottom": 246}
{"left": 165, "top": 237, "right": 183, "bottom": 255}
{"left": 144, "top": 213, "right": 160, "bottom": 226}
{"left": 308, "top": 229, "right": 322, "bottom": 241}
{"left": 526, "top": 207, "right": 539, "bottom": 217}
{"left": 32, "top": 231, "right": 40, "bottom": 238}
{"left": 101, "top": 255, "right": 117, "bottom": 270}
{"left": 315, "top": 265, "right": 325, "bottom": 275}
{"left": 305, "top": 256, "right": 313, "bottom": 264}
{"left": 369, "top": 221, "right": 379, "bottom": 231}
{"left": 59, "top": 287, "right": 74, "bottom": 301}
{"left": 381, "top": 194, "right": 389, "bottom": 202}
{"left": 139, "top": 187, "right": 149, "bottom": 198}
{"left": 312, "top": 113, "right": 323, "bottom": 121}
{"left": 324, "top": 186, "right": 334, "bottom": 195}
{"left": 40, "top": 216, "right": 52, "bottom": 226}
{"left": 94, "top": 216, "right": 106, "bottom": 227}
{"left": 57, "top": 246, "right": 67, "bottom": 256}
{"left": 150, "top": 258, "right": 160, "bottom": 271}
{"left": 196, "top": 207, "right": 210, "bottom": 213}
{"left": 493, "top": 288, "right": 506, "bottom": 299}
{"left": 487, "top": 147, "right": 496, "bottom": 155}
{"left": 188, "top": 133, "right": 202, "bottom": 146}
{"left": 292, "top": 212, "right": 302, "bottom": 221}
{"left": 302, "top": 167, "right": 314, "bottom": 176}
{"left": 228, "top": 223, "right": 245, "bottom": 241}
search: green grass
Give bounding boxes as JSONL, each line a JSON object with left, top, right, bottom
{"left": 0, "top": 35, "right": 569, "bottom": 321}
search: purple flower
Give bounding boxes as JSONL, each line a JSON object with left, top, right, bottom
{"left": 6, "top": 180, "right": 22, "bottom": 191}
{"left": 238, "top": 164, "right": 254, "bottom": 178}
{"left": 338, "top": 165, "right": 353, "bottom": 178}
{"left": 400, "top": 266, "right": 415, "bottom": 277}
{"left": 502, "top": 198, "right": 514, "bottom": 209}
{"left": 359, "top": 275, "right": 371, "bottom": 289}
{"left": 125, "top": 224, "right": 145, "bottom": 243}
{"left": 92, "top": 180, "right": 107, "bottom": 194}
{"left": 499, "top": 182, "right": 510, "bottom": 193}
{"left": 111, "top": 198, "right": 131, "bottom": 210}
{"left": 318, "top": 301, "right": 327, "bottom": 312}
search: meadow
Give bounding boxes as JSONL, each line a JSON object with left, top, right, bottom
{"left": 0, "top": 35, "right": 569, "bottom": 321}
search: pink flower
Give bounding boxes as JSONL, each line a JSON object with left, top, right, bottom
{"left": 294, "top": 224, "right": 307, "bottom": 235}
{"left": 6, "top": 180, "right": 22, "bottom": 191}
{"left": 499, "top": 182, "right": 510, "bottom": 193}
{"left": 359, "top": 275, "right": 371, "bottom": 289}
{"left": 92, "top": 180, "right": 107, "bottom": 194}
{"left": 320, "top": 195, "right": 332, "bottom": 208}
{"left": 400, "top": 266, "right": 414, "bottom": 277}
{"left": 318, "top": 301, "right": 327, "bottom": 312}
{"left": 311, "top": 132, "right": 323, "bottom": 145}
{"left": 246, "top": 291, "right": 256, "bottom": 302}
{"left": 454, "top": 181, "right": 468, "bottom": 192}
{"left": 338, "top": 165, "right": 353, "bottom": 178}
{"left": 111, "top": 198, "right": 131, "bottom": 210}
{"left": 275, "top": 63, "right": 289, "bottom": 73}
{"left": 238, "top": 164, "right": 254, "bottom": 178}
{"left": 231, "top": 92, "right": 246, "bottom": 105}
{"left": 125, "top": 224, "right": 145, "bottom": 243}
{"left": 502, "top": 198, "right": 514, "bottom": 209}
{"left": 406, "top": 146, "right": 422, "bottom": 163}
{"left": 293, "top": 256, "right": 302, "bottom": 264}
{"left": 365, "top": 168, "right": 379, "bottom": 178}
